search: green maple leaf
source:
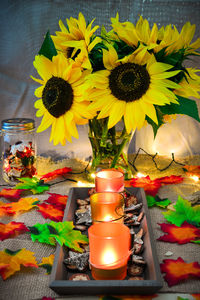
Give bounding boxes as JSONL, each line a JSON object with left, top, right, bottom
{"left": 163, "top": 195, "right": 200, "bottom": 227}
{"left": 29, "top": 221, "right": 88, "bottom": 252}
{"left": 28, "top": 223, "right": 56, "bottom": 245}
{"left": 49, "top": 221, "right": 88, "bottom": 253}
{"left": 15, "top": 177, "right": 50, "bottom": 194}
{"left": 146, "top": 195, "right": 171, "bottom": 208}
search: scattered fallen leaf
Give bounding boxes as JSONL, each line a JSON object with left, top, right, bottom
{"left": 146, "top": 195, "right": 171, "bottom": 208}
{"left": 0, "top": 221, "right": 29, "bottom": 241}
{"left": 160, "top": 257, "right": 200, "bottom": 286}
{"left": 163, "top": 196, "right": 200, "bottom": 227}
{"left": 37, "top": 203, "right": 64, "bottom": 222}
{"left": 0, "top": 188, "right": 25, "bottom": 201}
{"left": 15, "top": 177, "right": 49, "bottom": 194}
{"left": 39, "top": 254, "right": 54, "bottom": 274}
{"left": 158, "top": 222, "right": 200, "bottom": 244}
{"left": 45, "top": 193, "right": 68, "bottom": 209}
{"left": 192, "top": 294, "right": 200, "bottom": 300}
{"left": 130, "top": 176, "right": 161, "bottom": 196}
{"left": 40, "top": 167, "right": 72, "bottom": 182}
{"left": 1, "top": 197, "right": 39, "bottom": 216}
{"left": 0, "top": 248, "right": 38, "bottom": 280}
{"left": 29, "top": 221, "right": 88, "bottom": 252}
{"left": 183, "top": 165, "right": 200, "bottom": 177}
{"left": 158, "top": 175, "right": 184, "bottom": 185}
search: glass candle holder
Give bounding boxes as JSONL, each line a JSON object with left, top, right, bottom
{"left": 95, "top": 169, "right": 124, "bottom": 192}
{"left": 90, "top": 192, "right": 124, "bottom": 223}
{"left": 1, "top": 118, "right": 36, "bottom": 184}
{"left": 88, "top": 222, "right": 131, "bottom": 280}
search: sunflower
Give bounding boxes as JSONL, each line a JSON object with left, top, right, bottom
{"left": 86, "top": 46, "right": 181, "bottom": 133}
{"left": 31, "top": 54, "right": 94, "bottom": 145}
{"left": 174, "top": 68, "right": 200, "bottom": 99}
{"left": 51, "top": 12, "right": 101, "bottom": 70}
{"left": 111, "top": 14, "right": 200, "bottom": 56}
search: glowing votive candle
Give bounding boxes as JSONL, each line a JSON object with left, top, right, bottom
{"left": 95, "top": 169, "right": 124, "bottom": 192}
{"left": 90, "top": 192, "right": 124, "bottom": 223}
{"left": 88, "top": 222, "right": 131, "bottom": 280}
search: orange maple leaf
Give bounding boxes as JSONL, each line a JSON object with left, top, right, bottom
{"left": 158, "top": 222, "right": 200, "bottom": 244}
{"left": 0, "top": 188, "right": 25, "bottom": 201}
{"left": 40, "top": 167, "right": 72, "bottom": 182}
{"left": 0, "top": 248, "right": 38, "bottom": 280}
{"left": 160, "top": 257, "right": 200, "bottom": 286}
{"left": 192, "top": 294, "right": 200, "bottom": 300}
{"left": 37, "top": 203, "right": 64, "bottom": 221}
{"left": 183, "top": 165, "right": 200, "bottom": 177}
{"left": 39, "top": 254, "right": 55, "bottom": 274}
{"left": 0, "top": 221, "right": 29, "bottom": 241}
{"left": 0, "top": 197, "right": 39, "bottom": 216}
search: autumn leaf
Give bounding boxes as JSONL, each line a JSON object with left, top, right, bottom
{"left": 0, "top": 248, "right": 38, "bottom": 280}
{"left": 158, "top": 222, "right": 200, "bottom": 244}
{"left": 15, "top": 177, "right": 49, "bottom": 194}
{"left": 4, "top": 197, "right": 39, "bottom": 215}
{"left": 46, "top": 193, "right": 68, "bottom": 209}
{"left": 0, "top": 222, "right": 29, "bottom": 241}
{"left": 158, "top": 175, "right": 184, "bottom": 185}
{"left": 160, "top": 257, "right": 200, "bottom": 286}
{"left": 40, "top": 167, "right": 72, "bottom": 182}
{"left": 48, "top": 221, "right": 88, "bottom": 252}
{"left": 0, "top": 188, "right": 25, "bottom": 201}
{"left": 183, "top": 165, "right": 200, "bottom": 177}
{"left": 39, "top": 254, "right": 54, "bottom": 274}
{"left": 146, "top": 195, "right": 171, "bottom": 208}
{"left": 192, "top": 294, "right": 200, "bottom": 300}
{"left": 29, "top": 221, "right": 88, "bottom": 252}
{"left": 29, "top": 223, "right": 56, "bottom": 246}
{"left": 37, "top": 203, "right": 64, "bottom": 222}
{"left": 130, "top": 176, "right": 161, "bottom": 196}
{"left": 163, "top": 195, "right": 200, "bottom": 227}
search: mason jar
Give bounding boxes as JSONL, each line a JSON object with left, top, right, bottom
{"left": 1, "top": 118, "right": 36, "bottom": 184}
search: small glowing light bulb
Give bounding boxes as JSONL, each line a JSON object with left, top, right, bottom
{"left": 77, "top": 181, "right": 85, "bottom": 187}
{"left": 190, "top": 175, "right": 199, "bottom": 182}
{"left": 136, "top": 172, "right": 145, "bottom": 178}
{"left": 91, "top": 173, "right": 96, "bottom": 179}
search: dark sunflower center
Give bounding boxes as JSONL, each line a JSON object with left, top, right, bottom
{"left": 108, "top": 63, "right": 150, "bottom": 102}
{"left": 42, "top": 76, "right": 73, "bottom": 118}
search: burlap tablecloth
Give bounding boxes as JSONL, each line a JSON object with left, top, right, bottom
{"left": 0, "top": 155, "right": 200, "bottom": 299}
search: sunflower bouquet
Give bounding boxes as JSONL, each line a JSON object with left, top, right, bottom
{"left": 32, "top": 13, "right": 200, "bottom": 175}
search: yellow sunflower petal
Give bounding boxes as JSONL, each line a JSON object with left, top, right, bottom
{"left": 37, "top": 112, "right": 54, "bottom": 133}
{"left": 140, "top": 100, "right": 158, "bottom": 124}
{"left": 34, "top": 86, "right": 43, "bottom": 98}
{"left": 108, "top": 101, "right": 126, "bottom": 129}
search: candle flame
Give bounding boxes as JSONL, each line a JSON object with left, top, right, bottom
{"left": 102, "top": 248, "right": 117, "bottom": 265}
{"left": 103, "top": 215, "right": 113, "bottom": 222}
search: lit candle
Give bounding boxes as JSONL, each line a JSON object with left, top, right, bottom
{"left": 95, "top": 169, "right": 124, "bottom": 192}
{"left": 88, "top": 222, "right": 131, "bottom": 280}
{"left": 90, "top": 192, "right": 124, "bottom": 223}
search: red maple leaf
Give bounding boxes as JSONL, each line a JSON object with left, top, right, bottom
{"left": 160, "top": 257, "right": 200, "bottom": 286}
{"left": 40, "top": 167, "right": 72, "bottom": 182}
{"left": 0, "top": 189, "right": 25, "bottom": 201}
{"left": 0, "top": 222, "right": 29, "bottom": 241}
{"left": 130, "top": 176, "right": 161, "bottom": 196}
{"left": 37, "top": 203, "right": 64, "bottom": 222}
{"left": 158, "top": 222, "right": 200, "bottom": 244}
{"left": 45, "top": 193, "right": 68, "bottom": 210}
{"left": 158, "top": 175, "right": 184, "bottom": 185}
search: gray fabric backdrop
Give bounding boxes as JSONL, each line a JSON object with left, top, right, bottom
{"left": 0, "top": 0, "right": 200, "bottom": 160}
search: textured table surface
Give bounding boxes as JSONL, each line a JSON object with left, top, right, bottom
{"left": 0, "top": 155, "right": 200, "bottom": 300}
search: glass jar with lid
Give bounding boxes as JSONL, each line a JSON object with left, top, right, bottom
{"left": 1, "top": 118, "right": 36, "bottom": 184}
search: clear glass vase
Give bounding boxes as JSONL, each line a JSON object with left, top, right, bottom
{"left": 88, "top": 118, "right": 133, "bottom": 179}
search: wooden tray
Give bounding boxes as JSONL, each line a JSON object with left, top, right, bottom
{"left": 49, "top": 187, "right": 163, "bottom": 295}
